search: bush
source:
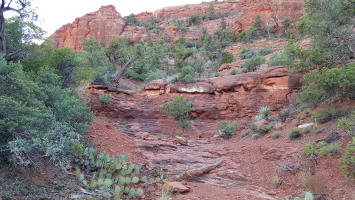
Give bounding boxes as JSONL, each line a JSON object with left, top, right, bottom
{"left": 271, "top": 176, "right": 282, "bottom": 188}
{"left": 337, "top": 111, "right": 355, "bottom": 136}
{"left": 274, "top": 122, "right": 283, "bottom": 130}
{"left": 220, "top": 52, "right": 234, "bottom": 65}
{"left": 230, "top": 69, "right": 237, "bottom": 75}
{"left": 99, "top": 94, "right": 112, "bottom": 105}
{"left": 299, "top": 63, "right": 355, "bottom": 106}
{"left": 0, "top": 59, "right": 93, "bottom": 166}
{"left": 242, "top": 56, "right": 265, "bottom": 72}
{"left": 251, "top": 134, "right": 259, "bottom": 140}
{"left": 162, "top": 96, "right": 192, "bottom": 132}
{"left": 287, "top": 128, "right": 302, "bottom": 140}
{"left": 311, "top": 107, "right": 336, "bottom": 124}
{"left": 319, "top": 143, "right": 341, "bottom": 156}
{"left": 267, "top": 52, "right": 288, "bottom": 67}
{"left": 217, "top": 121, "right": 238, "bottom": 139}
{"left": 340, "top": 137, "right": 355, "bottom": 182}
{"left": 178, "top": 65, "right": 196, "bottom": 83}
{"left": 258, "top": 47, "right": 273, "bottom": 56}
{"left": 302, "top": 141, "right": 327, "bottom": 164}
{"left": 272, "top": 132, "right": 281, "bottom": 139}
{"left": 187, "top": 15, "right": 202, "bottom": 26}
{"left": 239, "top": 48, "right": 256, "bottom": 60}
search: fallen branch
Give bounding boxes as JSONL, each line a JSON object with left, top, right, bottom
{"left": 170, "top": 160, "right": 222, "bottom": 181}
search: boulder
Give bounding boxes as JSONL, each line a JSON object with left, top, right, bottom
{"left": 168, "top": 182, "right": 190, "bottom": 193}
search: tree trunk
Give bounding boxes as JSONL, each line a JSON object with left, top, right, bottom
{"left": 0, "top": 11, "right": 6, "bottom": 56}
{"left": 109, "top": 57, "right": 135, "bottom": 89}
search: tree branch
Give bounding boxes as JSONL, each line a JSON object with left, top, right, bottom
{"left": 4, "top": 6, "right": 21, "bottom": 13}
{"left": 1, "top": 0, "right": 5, "bottom": 9}
{"left": 7, "top": 0, "right": 13, "bottom": 8}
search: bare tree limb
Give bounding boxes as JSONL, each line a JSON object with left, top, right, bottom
{"left": 7, "top": 0, "right": 13, "bottom": 8}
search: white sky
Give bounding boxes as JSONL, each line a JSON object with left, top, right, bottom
{"left": 27, "top": 0, "right": 210, "bottom": 37}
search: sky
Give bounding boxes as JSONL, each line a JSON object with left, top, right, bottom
{"left": 26, "top": 0, "right": 210, "bottom": 37}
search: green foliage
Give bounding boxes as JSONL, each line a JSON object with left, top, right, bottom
{"left": 237, "top": 15, "right": 270, "bottom": 42}
{"left": 76, "top": 147, "right": 145, "bottom": 198}
{"left": 303, "top": 0, "right": 354, "bottom": 64}
{"left": 272, "top": 132, "right": 281, "bottom": 139}
{"left": 162, "top": 96, "right": 192, "bottom": 131}
{"left": 340, "top": 137, "right": 355, "bottom": 182}
{"left": 258, "top": 47, "right": 273, "bottom": 56}
{"left": 99, "top": 94, "right": 112, "bottom": 105}
{"left": 267, "top": 52, "right": 288, "bottom": 67}
{"left": 253, "top": 106, "right": 270, "bottom": 122}
{"left": 4, "top": 16, "right": 45, "bottom": 62}
{"left": 239, "top": 48, "right": 256, "bottom": 60}
{"left": 311, "top": 107, "right": 336, "bottom": 124}
{"left": 178, "top": 65, "right": 196, "bottom": 83}
{"left": 72, "top": 143, "right": 84, "bottom": 157}
{"left": 337, "top": 111, "right": 355, "bottom": 136}
{"left": 217, "top": 121, "right": 238, "bottom": 139}
{"left": 0, "top": 58, "right": 92, "bottom": 165}
{"left": 202, "top": 2, "right": 230, "bottom": 21}
{"left": 78, "top": 36, "right": 114, "bottom": 85}
{"left": 187, "top": 15, "right": 202, "bottom": 26}
{"left": 173, "top": 38, "right": 193, "bottom": 71}
{"left": 302, "top": 141, "right": 327, "bottom": 163}
{"left": 271, "top": 176, "right": 282, "bottom": 188}
{"left": 220, "top": 52, "right": 234, "bottom": 65}
{"left": 287, "top": 128, "right": 302, "bottom": 140}
{"left": 124, "top": 14, "right": 140, "bottom": 26}
{"left": 299, "top": 63, "right": 355, "bottom": 106}
{"left": 251, "top": 134, "right": 259, "bottom": 140}
{"left": 242, "top": 56, "right": 265, "bottom": 72}
{"left": 127, "top": 39, "right": 170, "bottom": 81}
{"left": 230, "top": 69, "right": 237, "bottom": 75}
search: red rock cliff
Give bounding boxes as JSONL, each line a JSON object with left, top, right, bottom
{"left": 50, "top": 0, "right": 305, "bottom": 51}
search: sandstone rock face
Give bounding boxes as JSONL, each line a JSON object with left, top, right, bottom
{"left": 88, "top": 67, "right": 302, "bottom": 121}
{"left": 50, "top": 0, "right": 305, "bottom": 50}
{"left": 49, "top": 5, "right": 126, "bottom": 50}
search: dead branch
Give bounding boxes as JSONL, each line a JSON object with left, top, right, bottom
{"left": 170, "top": 160, "right": 222, "bottom": 181}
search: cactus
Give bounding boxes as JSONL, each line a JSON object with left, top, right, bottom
{"left": 124, "top": 186, "right": 130, "bottom": 194}
{"left": 141, "top": 176, "right": 148, "bottom": 183}
{"left": 90, "top": 180, "right": 97, "bottom": 190}
{"left": 128, "top": 188, "right": 136, "bottom": 197}
{"left": 97, "top": 178, "right": 104, "bottom": 186}
{"left": 119, "top": 176, "right": 126, "bottom": 185}
{"left": 136, "top": 188, "right": 144, "bottom": 197}
{"left": 304, "top": 192, "right": 314, "bottom": 200}
{"left": 132, "top": 176, "right": 139, "bottom": 183}
{"left": 103, "top": 178, "right": 113, "bottom": 188}
{"left": 259, "top": 106, "right": 270, "bottom": 116}
{"left": 125, "top": 177, "right": 131, "bottom": 184}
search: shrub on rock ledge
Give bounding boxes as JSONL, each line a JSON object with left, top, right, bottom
{"left": 162, "top": 96, "right": 192, "bottom": 132}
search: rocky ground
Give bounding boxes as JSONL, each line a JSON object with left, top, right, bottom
{"left": 85, "top": 70, "right": 355, "bottom": 200}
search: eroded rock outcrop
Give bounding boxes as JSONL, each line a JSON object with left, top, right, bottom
{"left": 50, "top": 0, "right": 305, "bottom": 50}
{"left": 88, "top": 67, "right": 301, "bottom": 121}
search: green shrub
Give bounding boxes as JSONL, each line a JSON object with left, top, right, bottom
{"left": 0, "top": 58, "right": 93, "bottom": 166}
{"left": 187, "top": 15, "right": 202, "bottom": 26}
{"left": 178, "top": 65, "right": 196, "bottom": 83}
{"left": 251, "top": 134, "right": 260, "bottom": 140}
{"left": 302, "top": 141, "right": 327, "bottom": 164}
{"left": 287, "top": 128, "right": 302, "bottom": 140}
{"left": 230, "top": 69, "right": 237, "bottom": 75}
{"left": 272, "top": 132, "right": 281, "bottom": 139}
{"left": 162, "top": 96, "right": 192, "bottom": 132}
{"left": 319, "top": 143, "right": 341, "bottom": 156}
{"left": 217, "top": 121, "right": 238, "bottom": 139}
{"left": 242, "top": 56, "right": 265, "bottom": 72}
{"left": 311, "top": 107, "right": 336, "bottom": 124}
{"left": 258, "top": 47, "right": 273, "bottom": 56}
{"left": 267, "top": 52, "right": 288, "bottom": 66}
{"left": 340, "top": 137, "right": 355, "bottom": 182}
{"left": 274, "top": 122, "right": 283, "bottom": 130}
{"left": 220, "top": 52, "right": 234, "bottom": 65}
{"left": 337, "top": 111, "right": 355, "bottom": 136}
{"left": 99, "top": 94, "right": 112, "bottom": 105}
{"left": 300, "top": 63, "right": 355, "bottom": 106}
{"left": 239, "top": 48, "right": 256, "bottom": 60}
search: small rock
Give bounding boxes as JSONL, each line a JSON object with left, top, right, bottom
{"left": 297, "top": 122, "right": 314, "bottom": 129}
{"left": 173, "top": 136, "right": 188, "bottom": 146}
{"left": 168, "top": 182, "right": 190, "bottom": 193}
{"left": 254, "top": 119, "right": 268, "bottom": 126}
{"left": 267, "top": 190, "right": 277, "bottom": 195}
